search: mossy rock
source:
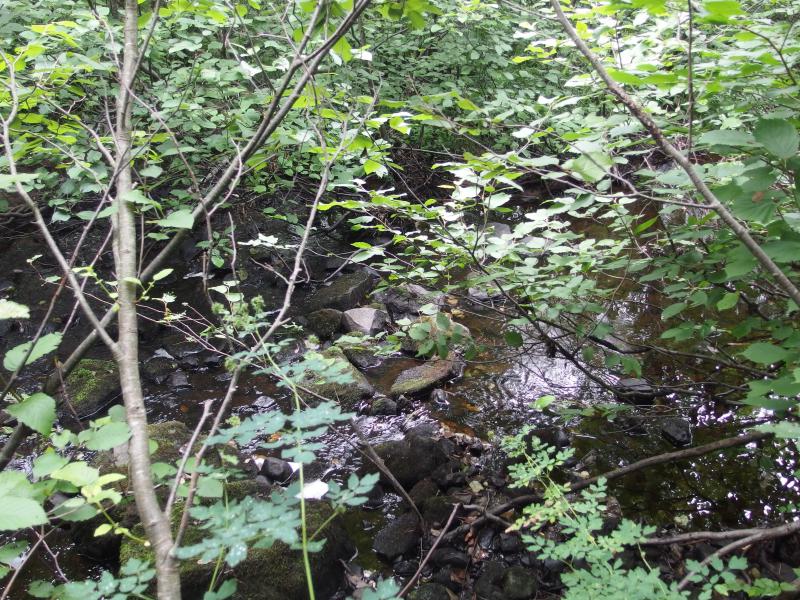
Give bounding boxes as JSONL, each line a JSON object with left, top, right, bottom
{"left": 305, "top": 272, "right": 375, "bottom": 312}
{"left": 63, "top": 359, "right": 120, "bottom": 421}
{"left": 389, "top": 356, "right": 462, "bottom": 396}
{"left": 120, "top": 491, "right": 353, "bottom": 600}
{"left": 302, "top": 346, "right": 374, "bottom": 408}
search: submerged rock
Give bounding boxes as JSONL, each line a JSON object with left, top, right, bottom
{"left": 660, "top": 417, "right": 692, "bottom": 447}
{"left": 370, "top": 395, "right": 398, "bottom": 416}
{"left": 407, "top": 583, "right": 450, "bottom": 600}
{"left": 302, "top": 345, "right": 374, "bottom": 408}
{"left": 373, "top": 512, "right": 421, "bottom": 560}
{"left": 342, "top": 307, "right": 388, "bottom": 335}
{"left": 259, "top": 457, "right": 294, "bottom": 483}
{"left": 614, "top": 377, "right": 657, "bottom": 404}
{"left": 141, "top": 355, "right": 178, "bottom": 385}
{"left": 389, "top": 356, "right": 463, "bottom": 396}
{"left": 373, "top": 426, "right": 449, "bottom": 488}
{"left": 305, "top": 308, "right": 343, "bottom": 340}
{"left": 167, "top": 370, "right": 191, "bottom": 390}
{"left": 306, "top": 271, "right": 375, "bottom": 312}
{"left": 62, "top": 359, "right": 120, "bottom": 421}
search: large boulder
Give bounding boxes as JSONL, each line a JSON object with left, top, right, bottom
{"left": 62, "top": 359, "right": 120, "bottom": 422}
{"left": 389, "top": 356, "right": 463, "bottom": 396}
{"left": 372, "top": 284, "right": 445, "bottom": 320}
{"left": 342, "top": 307, "right": 388, "bottom": 335}
{"left": 302, "top": 346, "right": 374, "bottom": 408}
{"left": 306, "top": 272, "right": 375, "bottom": 312}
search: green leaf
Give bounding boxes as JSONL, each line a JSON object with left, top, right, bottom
{"left": 6, "top": 393, "right": 56, "bottom": 435}
{"left": 139, "top": 164, "right": 163, "bottom": 178}
{"left": 661, "top": 302, "right": 687, "bottom": 320}
{"left": 32, "top": 451, "right": 69, "bottom": 479}
{"left": 152, "top": 268, "right": 174, "bottom": 281}
{"left": 50, "top": 461, "right": 100, "bottom": 487}
{"left": 0, "top": 300, "right": 29, "bottom": 320}
{"left": 3, "top": 332, "right": 63, "bottom": 371}
{"left": 0, "top": 497, "right": 48, "bottom": 530}
{"left": 0, "top": 173, "right": 38, "bottom": 191}
{"left": 80, "top": 422, "right": 131, "bottom": 451}
{"left": 754, "top": 119, "right": 799, "bottom": 159}
{"left": 717, "top": 292, "right": 739, "bottom": 310}
{"left": 504, "top": 331, "right": 524, "bottom": 347}
{"left": 196, "top": 477, "right": 223, "bottom": 498}
{"left": 698, "top": 129, "right": 755, "bottom": 148}
{"left": 741, "top": 342, "right": 791, "bottom": 365}
{"left": 155, "top": 209, "right": 194, "bottom": 229}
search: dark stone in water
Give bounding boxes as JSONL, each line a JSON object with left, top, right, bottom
{"left": 407, "top": 583, "right": 450, "bottom": 600}
{"left": 524, "top": 427, "right": 570, "bottom": 450}
{"left": 499, "top": 532, "right": 524, "bottom": 554}
{"left": 431, "top": 547, "right": 469, "bottom": 568}
{"left": 502, "top": 565, "right": 537, "bottom": 599}
{"left": 432, "top": 566, "right": 462, "bottom": 592}
{"left": 259, "top": 457, "right": 293, "bottom": 483}
{"left": 409, "top": 478, "right": 439, "bottom": 505}
{"left": 660, "top": 417, "right": 692, "bottom": 447}
{"left": 167, "top": 370, "right": 191, "bottom": 390}
{"left": 394, "top": 559, "right": 418, "bottom": 577}
{"left": 142, "top": 355, "right": 178, "bottom": 385}
{"left": 390, "top": 356, "right": 463, "bottom": 396}
{"left": 372, "top": 284, "right": 445, "bottom": 320}
{"left": 614, "top": 377, "right": 657, "bottom": 404}
{"left": 430, "top": 388, "right": 449, "bottom": 406}
{"left": 478, "top": 527, "right": 498, "bottom": 550}
{"left": 474, "top": 561, "right": 505, "bottom": 599}
{"left": 373, "top": 512, "right": 421, "bottom": 560}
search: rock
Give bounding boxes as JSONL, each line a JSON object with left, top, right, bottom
{"left": 499, "top": 533, "right": 524, "bottom": 553}
{"left": 370, "top": 396, "right": 398, "bottom": 416}
{"left": 62, "top": 359, "right": 120, "bottom": 421}
{"left": 163, "top": 335, "right": 204, "bottom": 360}
{"left": 142, "top": 355, "right": 178, "bottom": 385}
{"left": 343, "top": 307, "right": 388, "bottom": 335}
{"left": 373, "top": 429, "right": 449, "bottom": 488}
{"left": 614, "top": 378, "right": 657, "bottom": 404}
{"left": 394, "top": 560, "right": 419, "bottom": 577}
{"left": 525, "top": 427, "right": 570, "bottom": 449}
{"left": 338, "top": 331, "right": 388, "bottom": 369}
{"left": 167, "top": 370, "right": 191, "bottom": 390}
{"left": 431, "top": 566, "right": 462, "bottom": 592}
{"left": 487, "top": 221, "right": 513, "bottom": 237}
{"left": 501, "top": 565, "right": 537, "bottom": 599}
{"left": 430, "top": 388, "right": 449, "bottom": 406}
{"left": 475, "top": 561, "right": 505, "bottom": 599}
{"left": 409, "top": 478, "right": 439, "bottom": 505}
{"left": 260, "top": 457, "right": 293, "bottom": 483}
{"left": 389, "top": 356, "right": 463, "bottom": 396}
{"left": 407, "top": 583, "right": 450, "bottom": 600}
{"left": 306, "top": 272, "right": 375, "bottom": 312}
{"left": 302, "top": 346, "right": 374, "bottom": 408}
{"left": 431, "top": 547, "right": 469, "bottom": 568}
{"left": 121, "top": 499, "right": 352, "bottom": 600}
{"left": 401, "top": 316, "right": 471, "bottom": 355}
{"left": 661, "top": 417, "right": 692, "bottom": 447}
{"left": 305, "top": 308, "right": 343, "bottom": 340}
{"left": 372, "top": 284, "right": 445, "bottom": 320}
{"left": 421, "top": 495, "right": 456, "bottom": 525}
{"left": 373, "top": 512, "right": 421, "bottom": 560}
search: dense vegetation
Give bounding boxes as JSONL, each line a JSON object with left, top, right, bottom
{"left": 1, "top": 0, "right": 800, "bottom": 597}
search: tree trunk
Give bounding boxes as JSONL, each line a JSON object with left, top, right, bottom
{"left": 114, "top": 1, "right": 181, "bottom": 597}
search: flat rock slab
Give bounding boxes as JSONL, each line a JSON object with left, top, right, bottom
{"left": 390, "top": 356, "right": 462, "bottom": 396}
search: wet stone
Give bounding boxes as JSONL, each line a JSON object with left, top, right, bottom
{"left": 407, "top": 583, "right": 450, "bottom": 600}
{"left": 259, "top": 457, "right": 293, "bottom": 483}
{"left": 394, "top": 560, "right": 418, "bottom": 577}
{"left": 306, "top": 271, "right": 375, "bottom": 312}
{"left": 142, "top": 355, "right": 178, "bottom": 385}
{"left": 431, "top": 547, "right": 469, "bottom": 568}
{"left": 499, "top": 533, "right": 524, "bottom": 554}
{"left": 372, "top": 284, "right": 445, "bottom": 320}
{"left": 373, "top": 512, "right": 421, "bottom": 561}
{"left": 660, "top": 417, "right": 692, "bottom": 447}
{"left": 370, "top": 396, "right": 398, "bottom": 416}
{"left": 614, "top": 377, "right": 657, "bottom": 404}
{"left": 390, "top": 356, "right": 463, "bottom": 396}
{"left": 167, "top": 370, "right": 191, "bottom": 390}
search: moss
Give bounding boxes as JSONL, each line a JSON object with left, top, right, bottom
{"left": 120, "top": 493, "right": 352, "bottom": 600}
{"left": 303, "top": 346, "right": 374, "bottom": 408}
{"left": 389, "top": 356, "right": 459, "bottom": 396}
{"left": 64, "top": 359, "right": 120, "bottom": 417}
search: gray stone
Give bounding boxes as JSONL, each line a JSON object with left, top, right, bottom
{"left": 167, "top": 370, "right": 191, "bottom": 390}
{"left": 163, "top": 335, "right": 204, "bottom": 360}
{"left": 342, "top": 307, "right": 388, "bottom": 335}
{"left": 306, "top": 272, "right": 375, "bottom": 312}
{"left": 430, "top": 388, "right": 449, "bottom": 406}
{"left": 660, "top": 417, "right": 692, "bottom": 447}
{"left": 63, "top": 359, "right": 120, "bottom": 420}
{"left": 501, "top": 565, "right": 537, "bottom": 599}
{"left": 372, "top": 284, "right": 445, "bottom": 320}
{"left": 487, "top": 221, "right": 512, "bottom": 237}
{"left": 390, "top": 356, "right": 463, "bottom": 396}
{"left": 373, "top": 512, "right": 421, "bottom": 560}
{"left": 305, "top": 308, "right": 343, "bottom": 340}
